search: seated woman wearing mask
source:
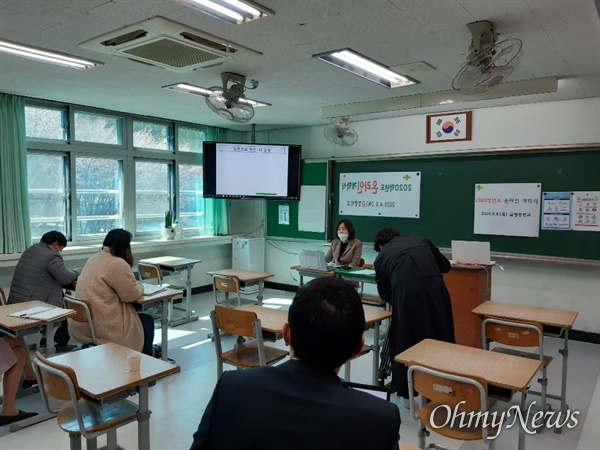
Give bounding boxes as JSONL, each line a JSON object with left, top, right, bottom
{"left": 325, "top": 219, "right": 363, "bottom": 266}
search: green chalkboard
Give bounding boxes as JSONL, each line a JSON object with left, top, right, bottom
{"left": 267, "top": 161, "right": 329, "bottom": 239}
{"left": 332, "top": 149, "right": 600, "bottom": 260}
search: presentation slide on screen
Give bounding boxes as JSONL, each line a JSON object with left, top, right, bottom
{"left": 216, "top": 144, "right": 289, "bottom": 197}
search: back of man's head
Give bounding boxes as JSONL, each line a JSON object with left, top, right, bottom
{"left": 288, "top": 277, "right": 365, "bottom": 371}
{"left": 40, "top": 230, "right": 68, "bottom": 247}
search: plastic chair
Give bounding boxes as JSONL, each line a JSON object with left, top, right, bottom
{"left": 32, "top": 351, "right": 139, "bottom": 450}
{"left": 63, "top": 294, "right": 97, "bottom": 348}
{"left": 210, "top": 305, "right": 288, "bottom": 377}
{"left": 212, "top": 274, "right": 243, "bottom": 307}
{"left": 407, "top": 363, "right": 497, "bottom": 450}
{"left": 483, "top": 316, "right": 553, "bottom": 411}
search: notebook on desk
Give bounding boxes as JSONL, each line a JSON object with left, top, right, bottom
{"left": 451, "top": 240, "right": 492, "bottom": 265}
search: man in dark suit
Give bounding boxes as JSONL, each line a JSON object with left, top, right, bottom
{"left": 190, "top": 277, "right": 401, "bottom": 450}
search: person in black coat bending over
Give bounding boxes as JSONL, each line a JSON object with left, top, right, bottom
{"left": 373, "top": 228, "right": 455, "bottom": 405}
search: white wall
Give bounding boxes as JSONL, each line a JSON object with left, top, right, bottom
{"left": 253, "top": 98, "right": 600, "bottom": 333}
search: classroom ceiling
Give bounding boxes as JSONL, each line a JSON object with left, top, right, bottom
{"left": 0, "top": 0, "right": 599, "bottom": 132}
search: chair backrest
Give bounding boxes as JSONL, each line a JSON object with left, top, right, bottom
{"left": 138, "top": 262, "right": 163, "bottom": 285}
{"left": 359, "top": 258, "right": 365, "bottom": 267}
{"left": 483, "top": 316, "right": 543, "bottom": 349}
{"left": 213, "top": 304, "right": 258, "bottom": 338}
{"left": 33, "top": 351, "right": 81, "bottom": 403}
{"left": 64, "top": 294, "right": 97, "bottom": 345}
{"left": 0, "top": 287, "right": 7, "bottom": 305}
{"left": 409, "top": 363, "right": 488, "bottom": 411}
{"left": 212, "top": 274, "right": 242, "bottom": 307}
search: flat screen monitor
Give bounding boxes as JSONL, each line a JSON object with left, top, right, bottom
{"left": 203, "top": 142, "right": 302, "bottom": 200}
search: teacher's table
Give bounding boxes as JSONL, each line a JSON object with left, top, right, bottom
{"left": 472, "top": 300, "right": 578, "bottom": 433}
{"left": 396, "top": 339, "right": 541, "bottom": 450}
{"left": 136, "top": 286, "right": 184, "bottom": 369}
{"left": 50, "top": 343, "right": 177, "bottom": 450}
{"left": 207, "top": 269, "right": 274, "bottom": 306}
{"left": 290, "top": 265, "right": 334, "bottom": 286}
{"left": 237, "top": 304, "right": 391, "bottom": 385}
{"left": 0, "top": 301, "right": 75, "bottom": 431}
{"left": 333, "top": 267, "right": 385, "bottom": 307}
{"left": 138, "top": 256, "right": 201, "bottom": 327}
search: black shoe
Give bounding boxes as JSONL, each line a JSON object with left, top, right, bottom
{"left": 54, "top": 344, "right": 77, "bottom": 352}
{"left": 22, "top": 379, "right": 38, "bottom": 389}
{"left": 0, "top": 411, "right": 38, "bottom": 426}
{"left": 152, "top": 344, "right": 162, "bottom": 359}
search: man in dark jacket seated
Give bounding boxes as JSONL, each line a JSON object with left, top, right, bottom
{"left": 8, "top": 231, "right": 81, "bottom": 351}
{"left": 190, "top": 277, "right": 401, "bottom": 450}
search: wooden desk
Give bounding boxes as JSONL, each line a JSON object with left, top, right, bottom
{"left": 50, "top": 343, "right": 177, "bottom": 450}
{"left": 136, "top": 286, "right": 184, "bottom": 367}
{"left": 472, "top": 300, "right": 578, "bottom": 433}
{"left": 0, "top": 301, "right": 76, "bottom": 432}
{"left": 444, "top": 264, "right": 492, "bottom": 347}
{"left": 396, "top": 339, "right": 541, "bottom": 450}
{"left": 139, "top": 256, "right": 201, "bottom": 327}
{"left": 237, "top": 304, "right": 391, "bottom": 385}
{"left": 207, "top": 269, "right": 274, "bottom": 306}
{"left": 290, "top": 265, "right": 334, "bottom": 286}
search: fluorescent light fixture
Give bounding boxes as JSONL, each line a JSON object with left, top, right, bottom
{"left": 186, "top": 0, "right": 274, "bottom": 24}
{"left": 162, "top": 83, "right": 271, "bottom": 107}
{"left": 0, "top": 39, "right": 101, "bottom": 69}
{"left": 314, "top": 48, "right": 417, "bottom": 89}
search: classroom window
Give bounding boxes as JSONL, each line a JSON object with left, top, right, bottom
{"left": 74, "top": 111, "right": 123, "bottom": 145}
{"left": 75, "top": 157, "right": 123, "bottom": 237}
{"left": 178, "top": 164, "right": 204, "bottom": 229}
{"left": 178, "top": 126, "right": 205, "bottom": 153}
{"left": 24, "top": 105, "right": 67, "bottom": 141}
{"left": 133, "top": 120, "right": 172, "bottom": 151}
{"left": 135, "top": 160, "right": 173, "bottom": 232}
{"left": 27, "top": 153, "right": 68, "bottom": 239}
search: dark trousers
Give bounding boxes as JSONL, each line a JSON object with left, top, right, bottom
{"left": 138, "top": 313, "right": 155, "bottom": 356}
{"left": 54, "top": 320, "right": 70, "bottom": 345}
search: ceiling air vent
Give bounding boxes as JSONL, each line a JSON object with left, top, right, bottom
{"left": 79, "top": 16, "right": 260, "bottom": 73}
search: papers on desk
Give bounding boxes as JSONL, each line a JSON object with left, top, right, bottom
{"left": 142, "top": 284, "right": 167, "bottom": 296}
{"left": 8, "top": 306, "right": 74, "bottom": 321}
{"left": 349, "top": 269, "right": 375, "bottom": 276}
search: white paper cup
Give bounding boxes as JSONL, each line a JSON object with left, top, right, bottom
{"left": 127, "top": 354, "right": 141, "bottom": 372}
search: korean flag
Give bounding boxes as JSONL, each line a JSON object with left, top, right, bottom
{"left": 429, "top": 112, "right": 470, "bottom": 142}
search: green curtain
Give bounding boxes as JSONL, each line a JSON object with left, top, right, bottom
{"left": 203, "top": 126, "right": 230, "bottom": 235}
{"left": 0, "top": 94, "right": 31, "bottom": 253}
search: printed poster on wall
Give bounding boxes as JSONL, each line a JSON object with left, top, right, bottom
{"left": 542, "top": 192, "right": 571, "bottom": 230}
{"left": 474, "top": 183, "right": 541, "bottom": 237}
{"left": 571, "top": 191, "right": 599, "bottom": 232}
{"left": 339, "top": 172, "right": 421, "bottom": 218}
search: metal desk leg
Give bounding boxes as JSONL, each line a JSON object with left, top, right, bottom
{"left": 299, "top": 274, "right": 304, "bottom": 287}
{"left": 555, "top": 329, "right": 569, "bottom": 434}
{"left": 372, "top": 321, "right": 380, "bottom": 385}
{"left": 518, "top": 390, "right": 528, "bottom": 450}
{"left": 137, "top": 384, "right": 151, "bottom": 450}
{"left": 168, "top": 265, "right": 198, "bottom": 327}
{"left": 257, "top": 280, "right": 264, "bottom": 306}
{"left": 43, "top": 323, "right": 56, "bottom": 356}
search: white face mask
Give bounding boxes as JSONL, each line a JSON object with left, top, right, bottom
{"left": 338, "top": 233, "right": 349, "bottom": 242}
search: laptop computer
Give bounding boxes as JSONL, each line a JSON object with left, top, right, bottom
{"left": 451, "top": 240, "right": 492, "bottom": 265}
{"left": 298, "top": 249, "right": 341, "bottom": 271}
{"left": 344, "top": 381, "right": 392, "bottom": 401}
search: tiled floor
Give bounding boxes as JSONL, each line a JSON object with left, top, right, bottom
{"left": 1, "top": 289, "right": 599, "bottom": 450}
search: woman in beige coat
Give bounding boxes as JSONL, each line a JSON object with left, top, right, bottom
{"left": 70, "top": 229, "right": 155, "bottom": 355}
{"left": 325, "top": 219, "right": 363, "bottom": 266}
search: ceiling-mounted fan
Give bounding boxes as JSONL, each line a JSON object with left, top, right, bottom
{"left": 324, "top": 116, "right": 358, "bottom": 147}
{"left": 453, "top": 20, "right": 523, "bottom": 94}
{"left": 205, "top": 72, "right": 255, "bottom": 123}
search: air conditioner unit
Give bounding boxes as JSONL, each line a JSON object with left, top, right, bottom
{"left": 79, "top": 16, "right": 261, "bottom": 73}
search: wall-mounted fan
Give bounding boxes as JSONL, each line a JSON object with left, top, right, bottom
{"left": 452, "top": 20, "right": 523, "bottom": 94}
{"left": 324, "top": 116, "right": 358, "bottom": 146}
{"left": 206, "top": 72, "right": 254, "bottom": 123}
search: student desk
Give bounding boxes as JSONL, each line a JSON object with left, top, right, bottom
{"left": 206, "top": 268, "right": 274, "bottom": 306}
{"left": 0, "top": 301, "right": 75, "bottom": 432}
{"left": 396, "top": 339, "right": 541, "bottom": 450}
{"left": 50, "top": 343, "right": 177, "bottom": 450}
{"left": 138, "top": 256, "right": 201, "bottom": 327}
{"left": 290, "top": 265, "right": 334, "bottom": 286}
{"left": 333, "top": 267, "right": 386, "bottom": 307}
{"left": 136, "top": 286, "right": 183, "bottom": 369}
{"left": 472, "top": 300, "right": 578, "bottom": 434}
{"left": 237, "top": 304, "right": 392, "bottom": 385}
